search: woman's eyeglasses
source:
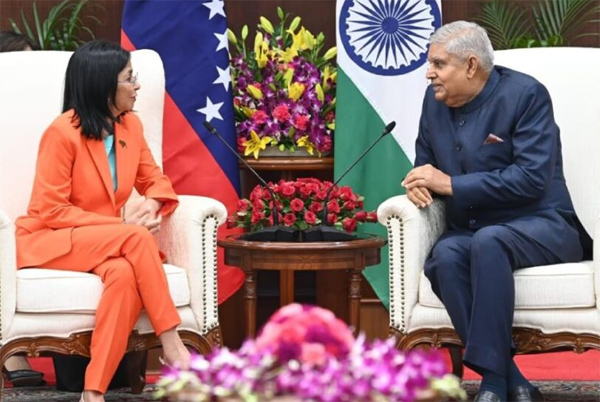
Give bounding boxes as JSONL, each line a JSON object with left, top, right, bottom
{"left": 118, "top": 72, "right": 138, "bottom": 86}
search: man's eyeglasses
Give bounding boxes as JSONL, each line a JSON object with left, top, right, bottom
{"left": 118, "top": 72, "right": 138, "bottom": 87}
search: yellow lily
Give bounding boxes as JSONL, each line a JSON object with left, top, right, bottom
{"left": 244, "top": 130, "right": 273, "bottom": 159}
{"left": 288, "top": 16, "right": 301, "bottom": 34}
{"left": 323, "top": 46, "right": 337, "bottom": 61}
{"left": 259, "top": 16, "right": 275, "bottom": 35}
{"left": 279, "top": 45, "right": 298, "bottom": 63}
{"left": 282, "top": 68, "right": 294, "bottom": 88}
{"left": 288, "top": 82, "right": 305, "bottom": 102}
{"left": 296, "top": 136, "right": 315, "bottom": 155}
{"left": 292, "top": 27, "right": 315, "bottom": 51}
{"left": 247, "top": 84, "right": 263, "bottom": 100}
{"left": 254, "top": 32, "right": 268, "bottom": 68}
{"left": 322, "top": 66, "right": 331, "bottom": 91}
{"left": 302, "top": 28, "right": 316, "bottom": 50}
{"left": 226, "top": 28, "right": 237, "bottom": 44}
{"left": 315, "top": 83, "right": 324, "bottom": 103}
{"left": 241, "top": 107, "right": 255, "bottom": 118}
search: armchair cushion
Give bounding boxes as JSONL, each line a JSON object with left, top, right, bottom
{"left": 16, "top": 264, "right": 191, "bottom": 314}
{"left": 418, "top": 262, "right": 596, "bottom": 310}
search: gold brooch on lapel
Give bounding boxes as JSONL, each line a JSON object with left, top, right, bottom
{"left": 119, "top": 139, "right": 127, "bottom": 149}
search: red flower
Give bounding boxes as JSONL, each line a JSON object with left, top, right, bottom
{"left": 292, "top": 114, "right": 310, "bottom": 131}
{"left": 237, "top": 199, "right": 251, "bottom": 211}
{"left": 342, "top": 200, "right": 356, "bottom": 211}
{"left": 321, "top": 135, "right": 333, "bottom": 153}
{"left": 355, "top": 211, "right": 367, "bottom": 222}
{"left": 309, "top": 202, "right": 323, "bottom": 213}
{"left": 340, "top": 187, "right": 357, "bottom": 202}
{"left": 283, "top": 213, "right": 296, "bottom": 226}
{"left": 366, "top": 211, "right": 378, "bottom": 222}
{"left": 290, "top": 198, "right": 304, "bottom": 212}
{"left": 251, "top": 210, "right": 265, "bottom": 224}
{"left": 226, "top": 215, "right": 237, "bottom": 229}
{"left": 280, "top": 183, "right": 296, "bottom": 197}
{"left": 268, "top": 212, "right": 283, "bottom": 225}
{"left": 342, "top": 217, "right": 357, "bottom": 232}
{"left": 327, "top": 213, "right": 338, "bottom": 224}
{"left": 253, "top": 199, "right": 266, "bottom": 210}
{"left": 229, "top": 178, "right": 372, "bottom": 234}
{"left": 273, "top": 104, "right": 291, "bottom": 121}
{"left": 315, "top": 190, "right": 328, "bottom": 201}
{"left": 304, "top": 211, "right": 317, "bottom": 225}
{"left": 299, "top": 185, "right": 313, "bottom": 199}
{"left": 327, "top": 199, "right": 341, "bottom": 214}
{"left": 252, "top": 110, "right": 268, "bottom": 124}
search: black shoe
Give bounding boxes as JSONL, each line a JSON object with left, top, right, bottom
{"left": 474, "top": 390, "right": 502, "bottom": 402}
{"left": 2, "top": 367, "right": 46, "bottom": 387}
{"left": 508, "top": 385, "right": 544, "bottom": 402}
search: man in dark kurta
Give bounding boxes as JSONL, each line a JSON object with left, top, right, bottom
{"left": 402, "top": 21, "right": 590, "bottom": 402}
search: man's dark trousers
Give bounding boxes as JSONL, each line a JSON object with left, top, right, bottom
{"left": 424, "top": 224, "right": 578, "bottom": 377}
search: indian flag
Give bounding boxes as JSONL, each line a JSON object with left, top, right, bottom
{"left": 335, "top": 0, "right": 442, "bottom": 308}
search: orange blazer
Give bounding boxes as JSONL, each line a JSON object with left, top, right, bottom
{"left": 16, "top": 110, "right": 178, "bottom": 268}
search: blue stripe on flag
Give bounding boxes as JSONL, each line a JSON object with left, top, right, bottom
{"left": 122, "top": 0, "right": 240, "bottom": 193}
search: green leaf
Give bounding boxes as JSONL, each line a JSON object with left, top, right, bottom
{"left": 474, "top": 0, "right": 531, "bottom": 50}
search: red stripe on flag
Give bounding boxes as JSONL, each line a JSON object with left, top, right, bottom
{"left": 121, "top": 30, "right": 135, "bottom": 52}
{"left": 163, "top": 94, "right": 244, "bottom": 303}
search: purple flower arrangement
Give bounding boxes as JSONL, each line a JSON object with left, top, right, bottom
{"left": 227, "top": 7, "right": 336, "bottom": 159}
{"left": 155, "top": 304, "right": 466, "bottom": 402}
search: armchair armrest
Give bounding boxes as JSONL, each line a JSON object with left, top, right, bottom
{"left": 594, "top": 219, "right": 599, "bottom": 312}
{"left": 158, "top": 195, "right": 227, "bottom": 334}
{"left": 377, "top": 195, "right": 446, "bottom": 333}
{"left": 0, "top": 209, "right": 17, "bottom": 344}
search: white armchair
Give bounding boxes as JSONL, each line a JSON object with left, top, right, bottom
{"left": 0, "top": 49, "right": 227, "bottom": 391}
{"left": 378, "top": 48, "right": 600, "bottom": 370}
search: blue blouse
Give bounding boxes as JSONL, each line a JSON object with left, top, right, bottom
{"left": 103, "top": 135, "right": 117, "bottom": 191}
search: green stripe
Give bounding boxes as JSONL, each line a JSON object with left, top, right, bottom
{"left": 334, "top": 67, "right": 413, "bottom": 309}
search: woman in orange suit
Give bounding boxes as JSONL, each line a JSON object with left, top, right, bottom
{"left": 15, "top": 41, "right": 190, "bottom": 402}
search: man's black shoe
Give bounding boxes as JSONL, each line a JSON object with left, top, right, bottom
{"left": 508, "top": 385, "right": 545, "bottom": 402}
{"left": 474, "top": 390, "right": 502, "bottom": 402}
{"left": 2, "top": 367, "right": 46, "bottom": 387}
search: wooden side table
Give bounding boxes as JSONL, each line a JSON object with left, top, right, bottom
{"left": 238, "top": 156, "right": 335, "bottom": 310}
{"left": 218, "top": 235, "right": 386, "bottom": 337}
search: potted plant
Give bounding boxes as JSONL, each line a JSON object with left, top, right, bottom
{"left": 474, "top": 0, "right": 600, "bottom": 49}
{"left": 9, "top": 0, "right": 100, "bottom": 50}
{"left": 227, "top": 7, "right": 337, "bottom": 159}
{"left": 227, "top": 178, "right": 377, "bottom": 234}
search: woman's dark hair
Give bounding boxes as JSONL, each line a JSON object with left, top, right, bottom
{"left": 0, "top": 31, "right": 40, "bottom": 52}
{"left": 63, "top": 40, "right": 131, "bottom": 140}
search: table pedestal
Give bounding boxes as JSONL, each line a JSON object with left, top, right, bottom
{"left": 219, "top": 236, "right": 386, "bottom": 337}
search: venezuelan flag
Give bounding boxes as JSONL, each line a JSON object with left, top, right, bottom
{"left": 121, "top": 0, "right": 243, "bottom": 302}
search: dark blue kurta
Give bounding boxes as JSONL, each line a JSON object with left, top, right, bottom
{"left": 416, "top": 66, "right": 583, "bottom": 263}
{"left": 415, "top": 66, "right": 587, "bottom": 377}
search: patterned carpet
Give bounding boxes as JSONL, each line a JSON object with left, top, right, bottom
{"left": 1, "top": 381, "right": 599, "bottom": 401}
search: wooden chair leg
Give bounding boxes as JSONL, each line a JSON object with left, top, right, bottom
{"left": 126, "top": 351, "right": 147, "bottom": 394}
{"left": 449, "top": 346, "right": 464, "bottom": 379}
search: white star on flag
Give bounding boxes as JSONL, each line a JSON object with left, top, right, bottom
{"left": 197, "top": 97, "right": 224, "bottom": 121}
{"left": 203, "top": 0, "right": 225, "bottom": 20}
{"left": 214, "top": 31, "right": 228, "bottom": 52}
{"left": 213, "top": 65, "right": 231, "bottom": 91}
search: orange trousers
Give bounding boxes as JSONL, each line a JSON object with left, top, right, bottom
{"left": 31, "top": 224, "right": 181, "bottom": 393}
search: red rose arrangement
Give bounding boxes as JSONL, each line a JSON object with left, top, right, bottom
{"left": 228, "top": 178, "right": 378, "bottom": 233}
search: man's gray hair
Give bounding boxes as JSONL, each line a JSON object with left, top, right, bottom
{"left": 430, "top": 21, "right": 495, "bottom": 73}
